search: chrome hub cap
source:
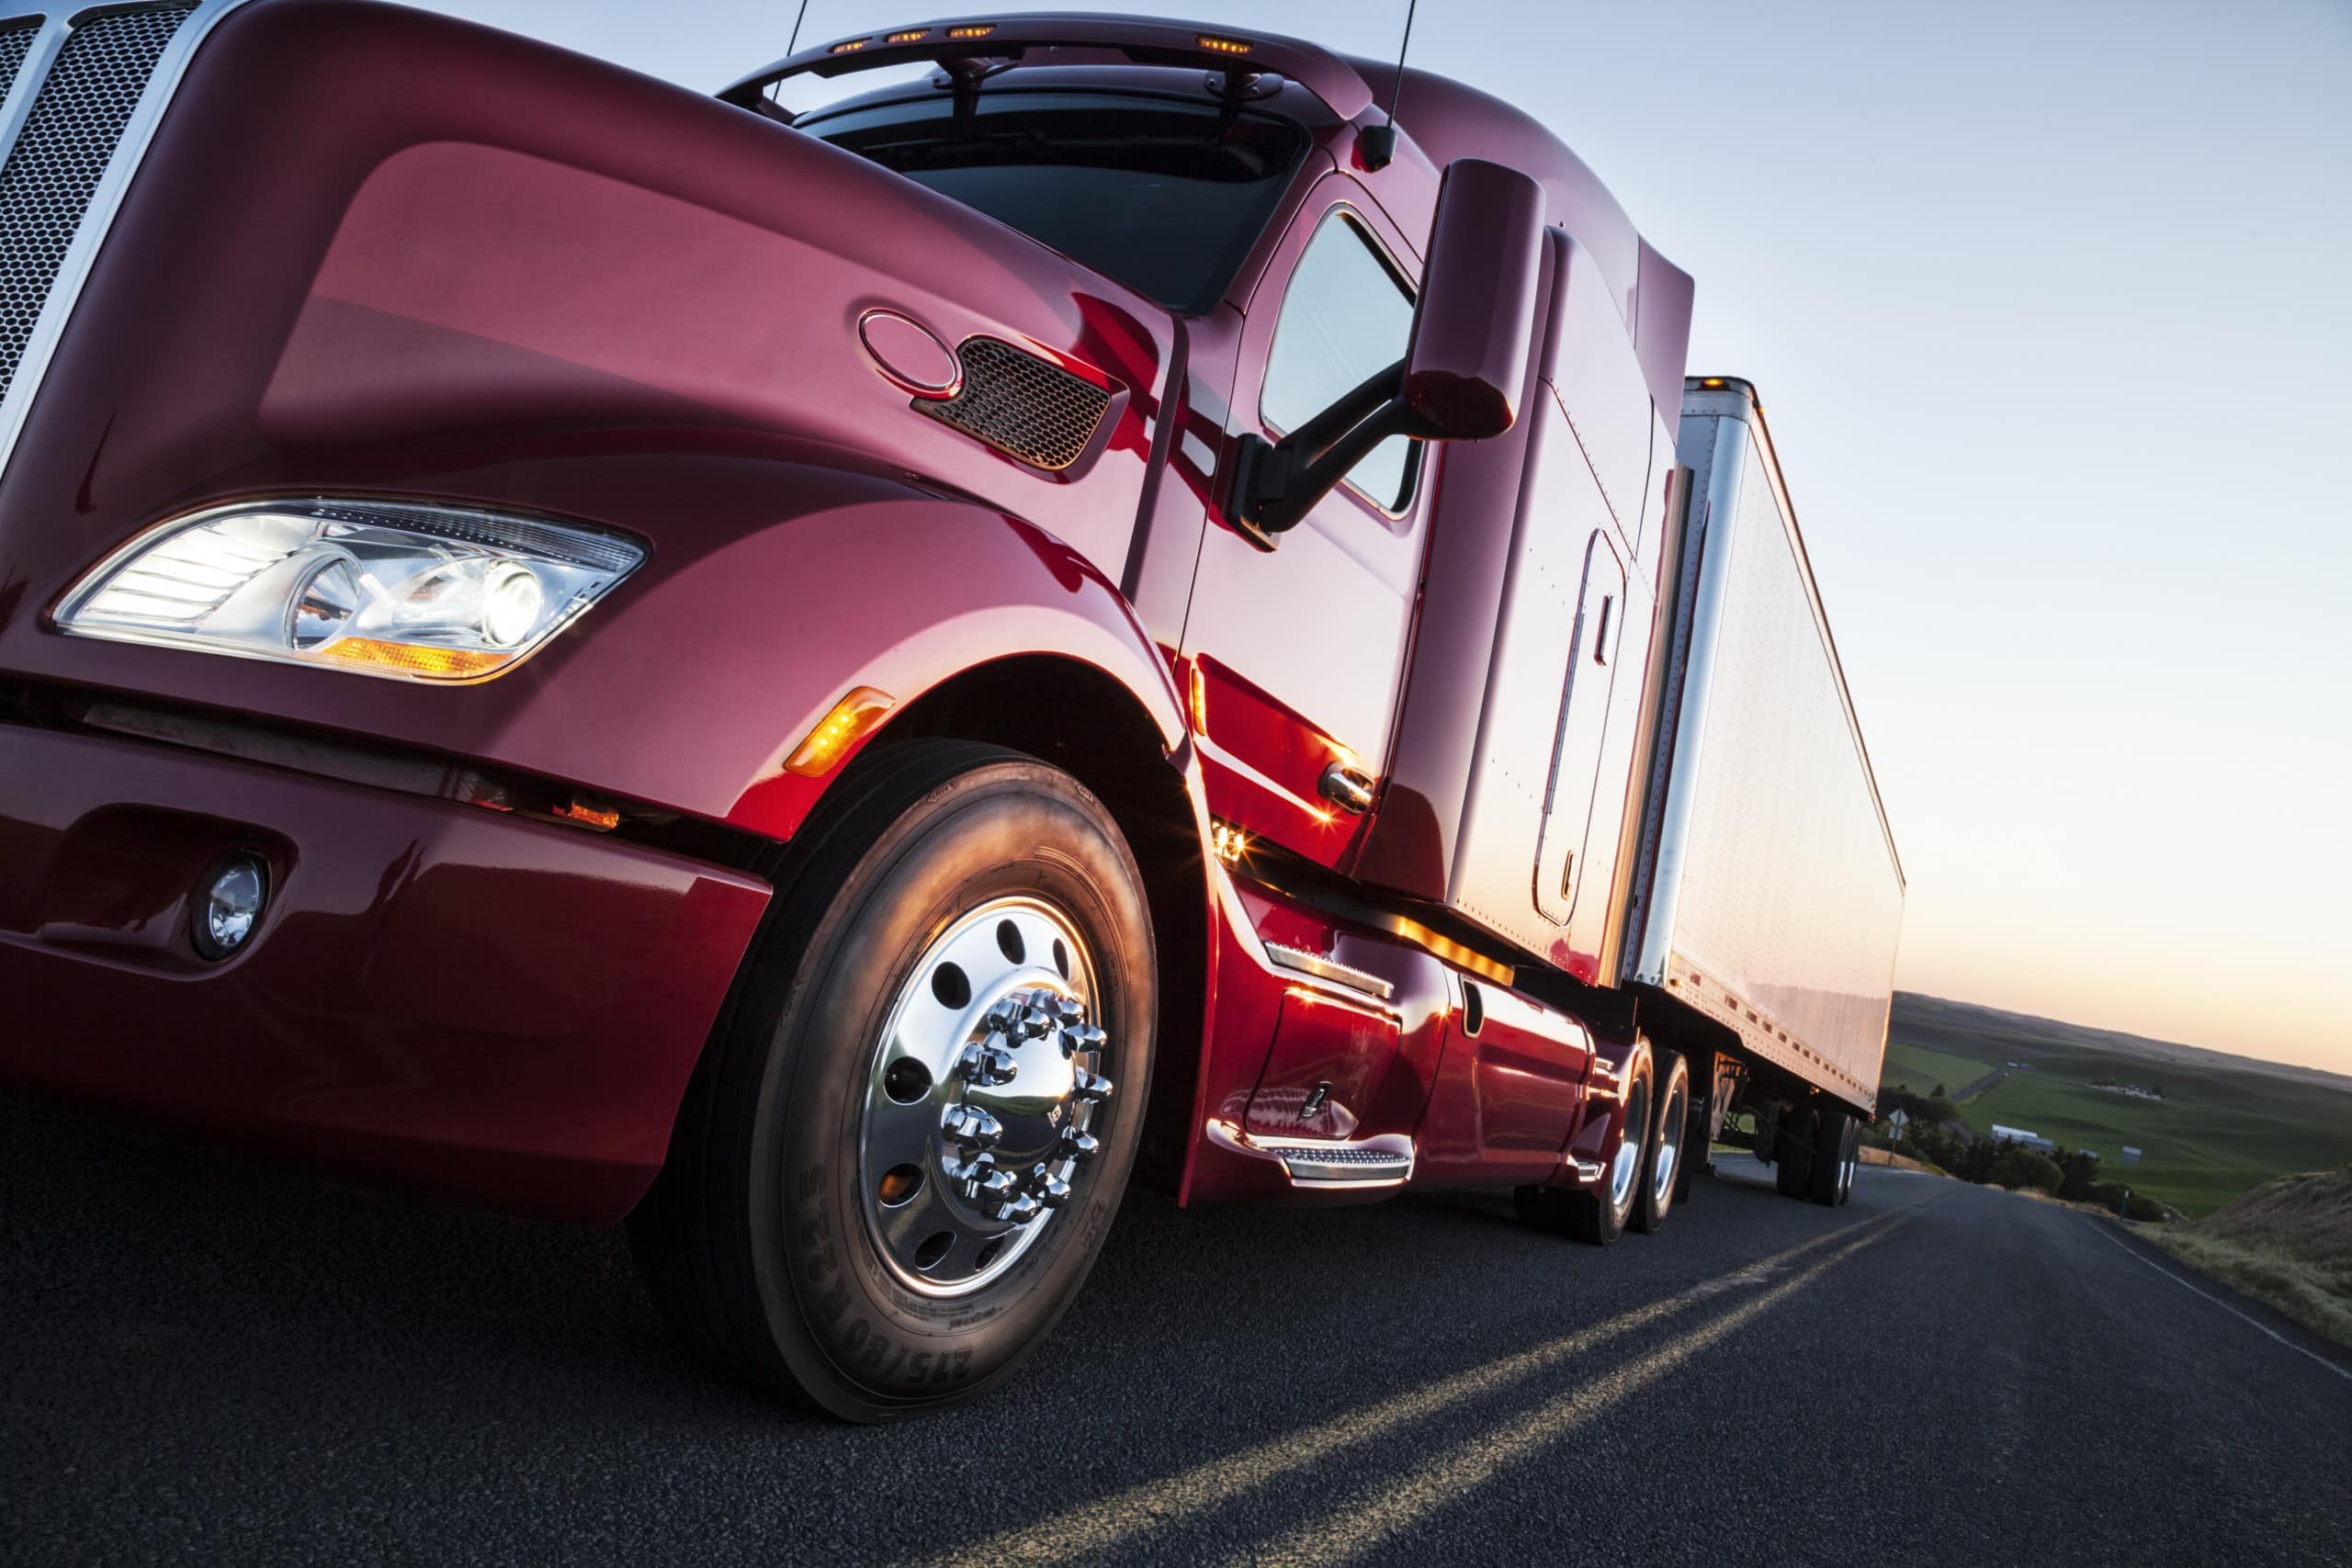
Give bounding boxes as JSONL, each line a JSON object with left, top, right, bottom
{"left": 1610, "top": 1079, "right": 1650, "bottom": 1212}
{"left": 858, "top": 897, "right": 1110, "bottom": 1297}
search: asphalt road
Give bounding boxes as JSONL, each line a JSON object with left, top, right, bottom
{"left": 6, "top": 1089, "right": 2349, "bottom": 1566}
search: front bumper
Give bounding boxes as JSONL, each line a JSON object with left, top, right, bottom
{"left": 0, "top": 720, "right": 770, "bottom": 1222}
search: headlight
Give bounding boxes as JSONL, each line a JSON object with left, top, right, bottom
{"left": 54, "top": 499, "right": 645, "bottom": 682}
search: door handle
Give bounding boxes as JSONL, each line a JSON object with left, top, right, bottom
{"left": 1318, "top": 761, "right": 1377, "bottom": 815}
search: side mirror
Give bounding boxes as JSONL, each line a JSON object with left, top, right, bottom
{"left": 1402, "top": 158, "right": 1547, "bottom": 440}
{"left": 1228, "top": 157, "right": 1547, "bottom": 540}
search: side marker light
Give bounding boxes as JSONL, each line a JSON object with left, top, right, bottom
{"left": 786, "top": 686, "right": 897, "bottom": 776}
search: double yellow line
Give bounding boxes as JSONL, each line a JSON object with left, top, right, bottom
{"left": 906, "top": 1200, "right": 1928, "bottom": 1568}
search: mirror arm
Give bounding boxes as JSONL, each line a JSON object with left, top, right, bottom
{"left": 1284, "top": 357, "right": 1408, "bottom": 467}
{"left": 1228, "top": 358, "right": 1439, "bottom": 544}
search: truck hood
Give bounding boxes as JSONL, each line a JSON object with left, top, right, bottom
{"left": 0, "top": 0, "right": 1175, "bottom": 691}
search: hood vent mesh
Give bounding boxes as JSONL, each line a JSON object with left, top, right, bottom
{"left": 917, "top": 337, "right": 1111, "bottom": 473}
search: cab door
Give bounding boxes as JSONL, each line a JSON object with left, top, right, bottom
{"left": 1181, "top": 181, "right": 1427, "bottom": 870}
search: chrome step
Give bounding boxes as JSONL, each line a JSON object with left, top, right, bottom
{"left": 1261, "top": 1142, "right": 1414, "bottom": 1187}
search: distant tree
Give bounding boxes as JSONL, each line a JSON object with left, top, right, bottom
{"left": 1923, "top": 1097, "right": 1962, "bottom": 1125}
{"left": 1932, "top": 1083, "right": 1948, "bottom": 1099}
{"left": 1988, "top": 1149, "right": 2064, "bottom": 1194}
{"left": 2051, "top": 1145, "right": 2104, "bottom": 1201}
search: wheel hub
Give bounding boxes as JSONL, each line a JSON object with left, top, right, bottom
{"left": 856, "top": 897, "right": 1112, "bottom": 1296}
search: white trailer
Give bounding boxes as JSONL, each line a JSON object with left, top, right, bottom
{"left": 1625, "top": 376, "right": 1905, "bottom": 1200}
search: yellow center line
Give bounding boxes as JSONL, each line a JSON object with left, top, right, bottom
{"left": 904, "top": 1200, "right": 1928, "bottom": 1568}
{"left": 1225, "top": 1209, "right": 1921, "bottom": 1568}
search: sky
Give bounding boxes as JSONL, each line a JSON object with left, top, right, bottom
{"left": 404, "top": 1, "right": 2352, "bottom": 1074}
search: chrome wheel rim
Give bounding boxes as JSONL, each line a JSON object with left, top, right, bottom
{"left": 1652, "top": 1075, "right": 1688, "bottom": 1209}
{"left": 1610, "top": 1079, "right": 1650, "bottom": 1212}
{"left": 856, "top": 896, "right": 1110, "bottom": 1298}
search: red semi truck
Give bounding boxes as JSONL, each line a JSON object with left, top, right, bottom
{"left": 0, "top": 4, "right": 1903, "bottom": 1420}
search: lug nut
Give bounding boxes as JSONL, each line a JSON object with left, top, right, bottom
{"left": 942, "top": 1103, "right": 1002, "bottom": 1151}
{"left": 1019, "top": 1005, "right": 1054, "bottom": 1039}
{"left": 1072, "top": 1070, "right": 1114, "bottom": 1104}
{"left": 996, "top": 1193, "right": 1044, "bottom": 1225}
{"left": 1050, "top": 996, "right": 1084, "bottom": 1025}
{"left": 958, "top": 1042, "right": 1019, "bottom": 1087}
{"left": 1057, "top": 1130, "right": 1100, "bottom": 1164}
{"left": 1026, "top": 1167, "right": 1072, "bottom": 1209}
{"left": 946, "top": 1151, "right": 997, "bottom": 1198}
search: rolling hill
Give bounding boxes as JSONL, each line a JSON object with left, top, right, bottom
{"left": 1881, "top": 994, "right": 2352, "bottom": 1217}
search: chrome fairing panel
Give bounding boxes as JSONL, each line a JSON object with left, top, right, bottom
{"left": 0, "top": 0, "right": 253, "bottom": 482}
{"left": 1630, "top": 381, "right": 1904, "bottom": 1111}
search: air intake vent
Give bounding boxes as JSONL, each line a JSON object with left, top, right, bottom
{"left": 0, "top": 4, "right": 196, "bottom": 403}
{"left": 918, "top": 337, "right": 1112, "bottom": 472}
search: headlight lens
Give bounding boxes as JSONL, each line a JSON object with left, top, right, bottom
{"left": 55, "top": 499, "right": 645, "bottom": 682}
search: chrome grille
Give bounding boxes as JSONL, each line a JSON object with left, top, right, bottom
{"left": 918, "top": 337, "right": 1113, "bottom": 472}
{"left": 0, "top": 4, "right": 196, "bottom": 403}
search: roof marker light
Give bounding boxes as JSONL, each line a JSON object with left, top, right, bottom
{"left": 886, "top": 29, "right": 931, "bottom": 44}
{"left": 945, "top": 24, "right": 997, "bottom": 40}
{"left": 1196, "top": 34, "right": 1253, "bottom": 56}
{"left": 830, "top": 38, "right": 870, "bottom": 54}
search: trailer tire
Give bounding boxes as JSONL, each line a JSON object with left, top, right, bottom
{"left": 1629, "top": 1051, "right": 1689, "bottom": 1235}
{"left": 628, "top": 740, "right": 1155, "bottom": 1422}
{"left": 1808, "top": 1108, "right": 1857, "bottom": 1208}
{"left": 1774, "top": 1106, "right": 1816, "bottom": 1200}
{"left": 1673, "top": 1054, "right": 1713, "bottom": 1207}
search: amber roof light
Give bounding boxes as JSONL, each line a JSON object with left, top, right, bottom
{"left": 1196, "top": 34, "right": 1253, "bottom": 55}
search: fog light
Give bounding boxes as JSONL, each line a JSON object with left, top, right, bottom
{"left": 192, "top": 852, "right": 269, "bottom": 961}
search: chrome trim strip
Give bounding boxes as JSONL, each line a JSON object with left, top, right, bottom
{"left": 0, "top": 0, "right": 256, "bottom": 486}
{"left": 1262, "top": 941, "right": 1396, "bottom": 1002}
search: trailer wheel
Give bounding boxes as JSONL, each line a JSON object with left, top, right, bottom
{"left": 1629, "top": 1051, "right": 1689, "bottom": 1235}
{"left": 1516, "top": 1043, "right": 1654, "bottom": 1247}
{"left": 1673, "top": 1053, "right": 1713, "bottom": 1206}
{"left": 1773, "top": 1106, "right": 1816, "bottom": 1199}
{"left": 1807, "top": 1108, "right": 1857, "bottom": 1208}
{"left": 628, "top": 740, "right": 1155, "bottom": 1421}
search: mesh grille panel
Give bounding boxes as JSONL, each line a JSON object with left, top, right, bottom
{"left": 0, "top": 5, "right": 195, "bottom": 402}
{"left": 0, "top": 24, "right": 39, "bottom": 109}
{"left": 919, "top": 337, "right": 1112, "bottom": 472}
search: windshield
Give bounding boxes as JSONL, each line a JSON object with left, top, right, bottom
{"left": 805, "top": 90, "right": 1310, "bottom": 316}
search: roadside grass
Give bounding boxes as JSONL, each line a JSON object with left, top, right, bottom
{"left": 1886, "top": 997, "right": 2352, "bottom": 1218}
{"left": 1881, "top": 1039, "right": 1996, "bottom": 1099}
{"left": 2144, "top": 1167, "right": 2352, "bottom": 1348}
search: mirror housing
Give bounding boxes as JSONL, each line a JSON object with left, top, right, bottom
{"left": 1227, "top": 157, "right": 1549, "bottom": 543}
{"left": 1402, "top": 158, "right": 1547, "bottom": 440}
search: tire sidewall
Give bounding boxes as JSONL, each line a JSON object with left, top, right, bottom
{"left": 743, "top": 763, "right": 1154, "bottom": 1417}
{"left": 1633, "top": 1052, "right": 1689, "bottom": 1233}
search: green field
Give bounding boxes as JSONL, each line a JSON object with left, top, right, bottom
{"left": 1885, "top": 995, "right": 2352, "bottom": 1217}
{"left": 1880, "top": 1040, "right": 1996, "bottom": 1100}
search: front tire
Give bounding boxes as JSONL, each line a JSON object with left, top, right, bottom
{"left": 628, "top": 741, "right": 1156, "bottom": 1421}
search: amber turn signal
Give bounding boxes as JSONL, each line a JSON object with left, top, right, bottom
{"left": 786, "top": 686, "right": 896, "bottom": 776}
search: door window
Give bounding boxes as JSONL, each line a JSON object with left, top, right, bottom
{"left": 1259, "top": 209, "right": 1420, "bottom": 513}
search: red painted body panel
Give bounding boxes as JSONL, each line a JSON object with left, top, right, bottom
{"left": 0, "top": 723, "right": 767, "bottom": 1220}
{"left": 0, "top": 1, "right": 1701, "bottom": 1219}
{"left": 0, "top": 0, "right": 1182, "bottom": 829}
